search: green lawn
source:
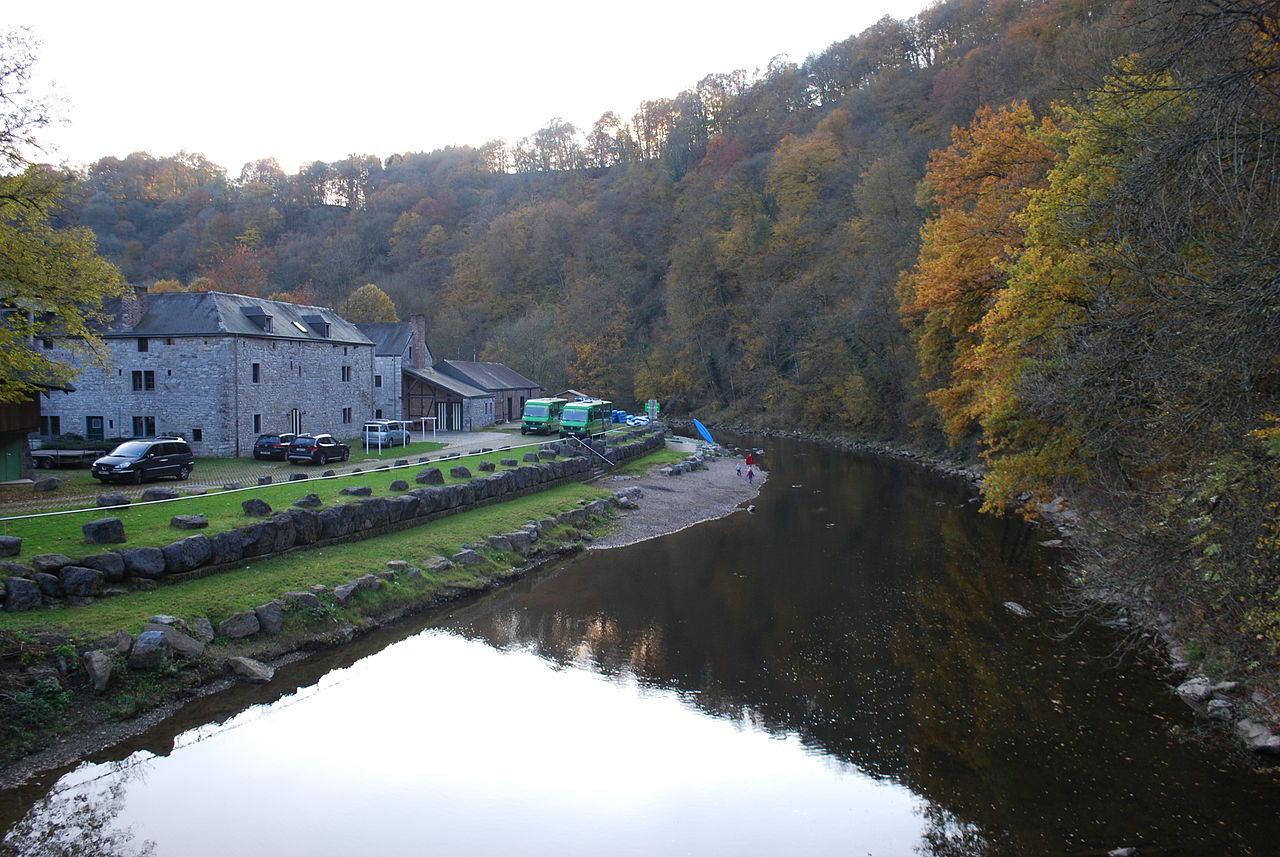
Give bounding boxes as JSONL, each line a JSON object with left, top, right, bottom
{"left": 0, "top": 446, "right": 582, "bottom": 558}
{"left": 0, "top": 481, "right": 615, "bottom": 639}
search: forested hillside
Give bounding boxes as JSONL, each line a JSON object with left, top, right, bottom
{"left": 42, "top": 1, "right": 1280, "bottom": 684}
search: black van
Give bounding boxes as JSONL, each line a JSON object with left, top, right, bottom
{"left": 91, "top": 437, "right": 195, "bottom": 484}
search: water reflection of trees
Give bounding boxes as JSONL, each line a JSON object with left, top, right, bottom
{"left": 1, "top": 769, "right": 153, "bottom": 857}
{"left": 452, "top": 437, "right": 1280, "bottom": 856}
{"left": 898, "top": 505, "right": 1280, "bottom": 857}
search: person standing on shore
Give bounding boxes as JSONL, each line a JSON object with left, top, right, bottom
{"left": 747, "top": 467, "right": 754, "bottom": 484}
{"left": 746, "top": 451, "right": 755, "bottom": 469}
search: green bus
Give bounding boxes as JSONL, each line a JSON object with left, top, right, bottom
{"left": 559, "top": 399, "right": 613, "bottom": 440}
{"left": 520, "top": 397, "right": 569, "bottom": 435}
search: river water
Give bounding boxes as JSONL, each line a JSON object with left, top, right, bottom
{"left": 2, "top": 436, "right": 1279, "bottom": 856}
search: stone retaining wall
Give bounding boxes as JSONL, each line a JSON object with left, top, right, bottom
{"left": 0, "top": 426, "right": 666, "bottom": 611}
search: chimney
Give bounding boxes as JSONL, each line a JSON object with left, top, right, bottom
{"left": 119, "top": 284, "right": 150, "bottom": 328}
{"left": 409, "top": 313, "right": 430, "bottom": 369}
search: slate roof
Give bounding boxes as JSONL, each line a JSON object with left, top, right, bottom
{"left": 105, "top": 292, "right": 371, "bottom": 346}
{"left": 435, "top": 360, "right": 542, "bottom": 393}
{"left": 355, "top": 322, "right": 413, "bottom": 356}
{"left": 403, "top": 366, "right": 492, "bottom": 399}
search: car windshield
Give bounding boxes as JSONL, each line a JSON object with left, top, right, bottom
{"left": 524, "top": 405, "right": 549, "bottom": 418}
{"left": 109, "top": 441, "right": 151, "bottom": 457}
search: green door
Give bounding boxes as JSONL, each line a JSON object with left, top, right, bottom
{"left": 86, "top": 416, "right": 104, "bottom": 442}
{"left": 1, "top": 437, "right": 24, "bottom": 481}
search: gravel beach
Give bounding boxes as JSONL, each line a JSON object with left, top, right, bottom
{"left": 589, "top": 443, "right": 766, "bottom": 549}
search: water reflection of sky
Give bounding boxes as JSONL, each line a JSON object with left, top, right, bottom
{"left": 55, "top": 631, "right": 925, "bottom": 857}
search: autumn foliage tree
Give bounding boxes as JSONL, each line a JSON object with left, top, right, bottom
{"left": 0, "top": 30, "right": 124, "bottom": 402}
{"left": 338, "top": 283, "right": 399, "bottom": 322}
{"left": 897, "top": 101, "right": 1058, "bottom": 444}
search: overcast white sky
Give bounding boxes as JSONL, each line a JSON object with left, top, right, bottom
{"left": 14, "top": 0, "right": 932, "bottom": 176}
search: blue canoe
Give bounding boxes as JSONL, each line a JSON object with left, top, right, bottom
{"left": 692, "top": 418, "right": 716, "bottom": 445}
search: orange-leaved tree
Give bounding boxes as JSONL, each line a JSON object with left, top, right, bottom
{"left": 897, "top": 101, "right": 1059, "bottom": 442}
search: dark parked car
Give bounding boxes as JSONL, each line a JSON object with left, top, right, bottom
{"left": 286, "top": 434, "right": 350, "bottom": 465}
{"left": 253, "top": 432, "right": 297, "bottom": 460}
{"left": 91, "top": 437, "right": 195, "bottom": 484}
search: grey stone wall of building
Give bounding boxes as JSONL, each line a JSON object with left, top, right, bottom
{"left": 42, "top": 335, "right": 375, "bottom": 457}
{"left": 372, "top": 354, "right": 402, "bottom": 420}
{"left": 464, "top": 397, "right": 494, "bottom": 431}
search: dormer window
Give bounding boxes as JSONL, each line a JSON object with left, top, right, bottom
{"left": 302, "top": 314, "right": 331, "bottom": 338}
{"left": 241, "top": 306, "right": 273, "bottom": 332}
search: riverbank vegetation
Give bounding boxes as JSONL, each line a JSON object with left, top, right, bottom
{"left": 8, "top": 0, "right": 1278, "bottom": 709}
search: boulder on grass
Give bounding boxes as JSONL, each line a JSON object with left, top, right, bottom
{"left": 218, "top": 610, "right": 260, "bottom": 639}
{"left": 242, "top": 498, "right": 273, "bottom": 517}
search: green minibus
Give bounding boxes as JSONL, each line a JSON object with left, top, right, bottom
{"left": 558, "top": 399, "right": 613, "bottom": 440}
{"left": 520, "top": 397, "right": 569, "bottom": 435}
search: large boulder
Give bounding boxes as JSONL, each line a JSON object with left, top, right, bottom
{"left": 59, "top": 566, "right": 104, "bottom": 598}
{"left": 141, "top": 622, "right": 206, "bottom": 659}
{"left": 332, "top": 581, "right": 360, "bottom": 606}
{"left": 119, "top": 546, "right": 166, "bottom": 579}
{"left": 3, "top": 577, "right": 41, "bottom": 611}
{"left": 33, "top": 573, "right": 62, "bottom": 598}
{"left": 416, "top": 467, "right": 444, "bottom": 485}
{"left": 423, "top": 556, "right": 453, "bottom": 573}
{"left": 30, "top": 554, "right": 73, "bottom": 574}
{"left": 218, "top": 610, "right": 260, "bottom": 639}
{"left": 293, "top": 493, "right": 323, "bottom": 508}
{"left": 83, "top": 517, "right": 126, "bottom": 545}
{"left": 449, "top": 465, "right": 472, "bottom": 479}
{"left": 128, "top": 630, "right": 171, "bottom": 669}
{"left": 1237, "top": 720, "right": 1280, "bottom": 754}
{"left": 77, "top": 552, "right": 126, "bottom": 582}
{"left": 502, "top": 531, "right": 534, "bottom": 556}
{"left": 170, "top": 514, "right": 209, "bottom": 530}
{"left": 285, "top": 508, "right": 321, "bottom": 545}
{"left": 32, "top": 477, "right": 63, "bottom": 492}
{"left": 282, "top": 590, "right": 322, "bottom": 611}
{"left": 242, "top": 497, "right": 273, "bottom": 517}
{"left": 0, "top": 536, "right": 21, "bottom": 557}
{"left": 451, "top": 548, "right": 484, "bottom": 566}
{"left": 162, "top": 534, "right": 213, "bottom": 574}
{"left": 140, "top": 487, "right": 179, "bottom": 502}
{"left": 339, "top": 485, "right": 373, "bottom": 497}
{"left": 254, "top": 600, "right": 286, "bottom": 634}
{"left": 96, "top": 492, "right": 131, "bottom": 508}
{"left": 82, "top": 650, "right": 114, "bottom": 694}
{"left": 557, "top": 508, "right": 588, "bottom": 528}
{"left": 228, "top": 656, "right": 275, "bottom": 683}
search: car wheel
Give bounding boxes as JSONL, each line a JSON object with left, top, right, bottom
{"left": 177, "top": 464, "right": 191, "bottom": 480}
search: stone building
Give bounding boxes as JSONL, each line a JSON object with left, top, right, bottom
{"left": 355, "top": 316, "right": 431, "bottom": 421}
{"left": 402, "top": 365, "right": 496, "bottom": 431}
{"left": 40, "top": 288, "right": 374, "bottom": 457}
{"left": 434, "top": 361, "right": 543, "bottom": 424}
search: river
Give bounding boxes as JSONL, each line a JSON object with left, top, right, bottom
{"left": 2, "top": 435, "right": 1278, "bottom": 856}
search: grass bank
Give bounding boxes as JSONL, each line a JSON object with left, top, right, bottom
{"left": 2, "top": 446, "right": 583, "bottom": 557}
{"left": 0, "top": 445, "right": 685, "bottom": 771}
